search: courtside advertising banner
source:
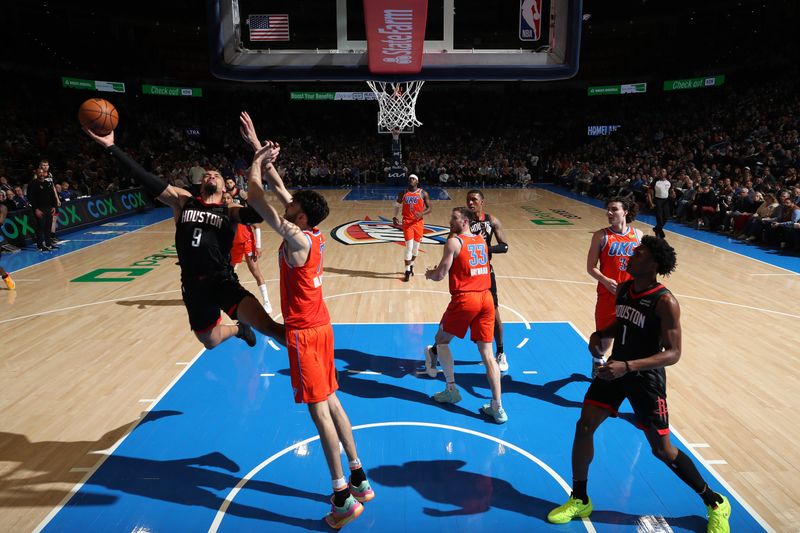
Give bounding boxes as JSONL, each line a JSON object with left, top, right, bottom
{"left": 364, "top": 0, "right": 428, "bottom": 75}
{"left": 0, "top": 188, "right": 153, "bottom": 245}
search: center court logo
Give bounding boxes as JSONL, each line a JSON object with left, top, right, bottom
{"left": 331, "top": 216, "right": 449, "bottom": 246}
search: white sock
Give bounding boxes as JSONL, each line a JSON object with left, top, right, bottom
{"left": 332, "top": 476, "right": 347, "bottom": 492}
{"left": 491, "top": 399, "right": 502, "bottom": 410}
{"left": 405, "top": 265, "right": 411, "bottom": 272}
{"left": 348, "top": 458, "right": 361, "bottom": 470}
{"left": 437, "top": 344, "right": 455, "bottom": 385}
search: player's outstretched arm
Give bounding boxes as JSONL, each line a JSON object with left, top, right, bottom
{"left": 239, "top": 112, "right": 292, "bottom": 207}
{"left": 247, "top": 146, "right": 310, "bottom": 261}
{"left": 425, "top": 237, "right": 459, "bottom": 281}
{"left": 83, "top": 128, "right": 191, "bottom": 214}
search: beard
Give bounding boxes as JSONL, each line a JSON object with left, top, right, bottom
{"left": 202, "top": 182, "right": 218, "bottom": 195}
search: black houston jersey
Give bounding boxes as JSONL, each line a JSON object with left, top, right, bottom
{"left": 611, "top": 280, "right": 672, "bottom": 362}
{"left": 470, "top": 212, "right": 495, "bottom": 257}
{"left": 176, "top": 197, "right": 236, "bottom": 280}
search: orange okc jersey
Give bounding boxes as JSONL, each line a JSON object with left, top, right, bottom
{"left": 401, "top": 189, "right": 425, "bottom": 224}
{"left": 597, "top": 226, "right": 641, "bottom": 295}
{"left": 279, "top": 229, "right": 330, "bottom": 329}
{"left": 449, "top": 234, "right": 491, "bottom": 295}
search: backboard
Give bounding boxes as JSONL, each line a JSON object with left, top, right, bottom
{"left": 208, "top": 0, "right": 583, "bottom": 82}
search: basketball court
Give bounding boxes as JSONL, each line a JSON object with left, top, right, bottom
{"left": 2, "top": 186, "right": 797, "bottom": 532}
{"left": 2, "top": 1, "right": 798, "bottom": 531}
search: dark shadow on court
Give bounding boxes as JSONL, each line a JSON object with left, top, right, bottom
{"left": 0, "top": 410, "right": 330, "bottom": 530}
{"left": 325, "top": 266, "right": 402, "bottom": 280}
{"left": 370, "top": 460, "right": 708, "bottom": 530}
{"left": 116, "top": 299, "right": 184, "bottom": 309}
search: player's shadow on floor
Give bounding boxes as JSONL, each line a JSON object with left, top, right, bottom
{"left": 325, "top": 266, "right": 403, "bottom": 280}
{"left": 370, "top": 460, "right": 708, "bottom": 531}
{"left": 116, "top": 299, "right": 184, "bottom": 309}
{"left": 0, "top": 410, "right": 330, "bottom": 530}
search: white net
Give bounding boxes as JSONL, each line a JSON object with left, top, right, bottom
{"left": 367, "top": 80, "right": 425, "bottom": 131}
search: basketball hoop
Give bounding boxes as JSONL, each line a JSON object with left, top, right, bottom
{"left": 367, "top": 80, "right": 424, "bottom": 131}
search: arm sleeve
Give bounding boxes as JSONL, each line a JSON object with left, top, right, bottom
{"left": 489, "top": 242, "right": 508, "bottom": 254}
{"left": 107, "top": 145, "right": 168, "bottom": 197}
{"left": 238, "top": 207, "right": 264, "bottom": 224}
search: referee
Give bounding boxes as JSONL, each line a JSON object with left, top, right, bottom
{"left": 649, "top": 169, "right": 671, "bottom": 239}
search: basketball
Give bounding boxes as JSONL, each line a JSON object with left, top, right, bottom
{"left": 78, "top": 98, "right": 119, "bottom": 135}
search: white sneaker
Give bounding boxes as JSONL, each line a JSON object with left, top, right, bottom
{"left": 424, "top": 345, "right": 439, "bottom": 378}
{"left": 496, "top": 352, "right": 508, "bottom": 372}
{"left": 263, "top": 300, "right": 272, "bottom": 314}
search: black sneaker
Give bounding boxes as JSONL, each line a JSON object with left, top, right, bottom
{"left": 38, "top": 245, "right": 52, "bottom": 252}
{"left": 236, "top": 323, "right": 256, "bottom": 347}
{"left": 410, "top": 265, "right": 414, "bottom": 276}
{"left": 403, "top": 271, "right": 411, "bottom": 282}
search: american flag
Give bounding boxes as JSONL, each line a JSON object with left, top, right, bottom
{"left": 248, "top": 14, "right": 290, "bottom": 41}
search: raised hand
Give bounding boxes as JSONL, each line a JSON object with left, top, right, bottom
{"left": 239, "top": 111, "right": 262, "bottom": 150}
{"left": 83, "top": 126, "right": 115, "bottom": 148}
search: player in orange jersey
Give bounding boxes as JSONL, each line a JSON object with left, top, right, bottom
{"left": 586, "top": 197, "right": 643, "bottom": 366}
{"left": 223, "top": 192, "right": 273, "bottom": 313}
{"left": 241, "top": 111, "right": 373, "bottom": 529}
{"left": 424, "top": 207, "right": 507, "bottom": 424}
{"left": 0, "top": 204, "right": 16, "bottom": 290}
{"left": 393, "top": 174, "right": 431, "bottom": 282}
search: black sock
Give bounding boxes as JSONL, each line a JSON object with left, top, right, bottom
{"left": 430, "top": 345, "right": 438, "bottom": 355}
{"left": 699, "top": 484, "right": 724, "bottom": 507}
{"left": 350, "top": 467, "right": 366, "bottom": 486}
{"left": 333, "top": 487, "right": 350, "bottom": 507}
{"left": 572, "top": 479, "right": 588, "bottom": 504}
{"left": 496, "top": 344, "right": 504, "bottom": 354}
{"left": 667, "top": 450, "right": 721, "bottom": 505}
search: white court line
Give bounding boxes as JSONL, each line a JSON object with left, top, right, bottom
{"left": 564, "top": 321, "right": 774, "bottom": 532}
{"left": 259, "top": 373, "right": 275, "bottom": 377}
{"left": 208, "top": 421, "right": 595, "bottom": 533}
{"left": 175, "top": 362, "right": 189, "bottom": 366}
{"left": 138, "top": 399, "right": 157, "bottom": 403}
{"left": 346, "top": 370, "right": 382, "bottom": 375}
{"left": 516, "top": 338, "right": 529, "bottom": 349}
{"left": 498, "top": 275, "right": 800, "bottom": 320}
{"left": 523, "top": 370, "right": 538, "bottom": 375}
{"left": 689, "top": 443, "right": 711, "bottom": 448}
{"left": 10, "top": 212, "right": 173, "bottom": 274}
{"left": 34, "top": 347, "right": 208, "bottom": 533}
{"left": 704, "top": 460, "right": 728, "bottom": 465}
{"left": 266, "top": 339, "right": 280, "bottom": 351}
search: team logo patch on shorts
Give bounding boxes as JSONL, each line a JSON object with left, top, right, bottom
{"left": 331, "top": 216, "right": 449, "bottom": 246}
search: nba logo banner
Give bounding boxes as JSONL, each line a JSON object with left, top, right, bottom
{"left": 519, "top": 0, "right": 542, "bottom": 41}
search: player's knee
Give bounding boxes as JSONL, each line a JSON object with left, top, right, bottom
{"left": 575, "top": 417, "right": 597, "bottom": 436}
{"left": 650, "top": 443, "right": 675, "bottom": 463}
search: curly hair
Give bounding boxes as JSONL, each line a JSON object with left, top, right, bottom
{"left": 607, "top": 196, "right": 639, "bottom": 223}
{"left": 639, "top": 235, "right": 677, "bottom": 276}
{"left": 292, "top": 189, "right": 330, "bottom": 228}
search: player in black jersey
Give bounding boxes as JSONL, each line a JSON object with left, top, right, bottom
{"left": 548, "top": 236, "right": 731, "bottom": 532}
{"left": 84, "top": 127, "right": 284, "bottom": 350}
{"left": 424, "top": 190, "right": 509, "bottom": 375}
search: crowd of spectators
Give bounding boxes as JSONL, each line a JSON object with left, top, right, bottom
{"left": 1, "top": 71, "right": 798, "bottom": 254}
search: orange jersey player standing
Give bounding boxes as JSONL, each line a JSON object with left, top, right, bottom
{"left": 586, "top": 197, "right": 643, "bottom": 366}
{"left": 423, "top": 207, "right": 507, "bottom": 424}
{"left": 393, "top": 174, "right": 431, "bottom": 282}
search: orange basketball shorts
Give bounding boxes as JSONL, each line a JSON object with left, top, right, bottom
{"left": 595, "top": 291, "right": 617, "bottom": 331}
{"left": 440, "top": 290, "right": 495, "bottom": 343}
{"left": 403, "top": 219, "right": 424, "bottom": 242}
{"left": 286, "top": 323, "right": 338, "bottom": 404}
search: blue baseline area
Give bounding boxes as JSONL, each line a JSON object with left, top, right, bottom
{"left": 42, "top": 323, "right": 764, "bottom": 532}
{"left": 344, "top": 186, "right": 452, "bottom": 201}
{"left": 537, "top": 184, "right": 800, "bottom": 274}
{"left": 2, "top": 207, "right": 173, "bottom": 273}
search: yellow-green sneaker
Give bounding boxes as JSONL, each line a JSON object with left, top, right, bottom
{"left": 547, "top": 495, "right": 592, "bottom": 524}
{"left": 706, "top": 495, "right": 731, "bottom": 533}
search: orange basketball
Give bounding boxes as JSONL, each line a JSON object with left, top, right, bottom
{"left": 78, "top": 98, "right": 119, "bottom": 135}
